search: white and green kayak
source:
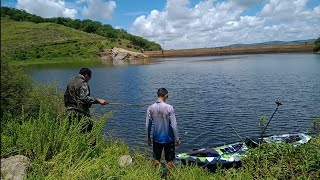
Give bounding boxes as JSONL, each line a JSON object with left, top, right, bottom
{"left": 175, "top": 133, "right": 312, "bottom": 169}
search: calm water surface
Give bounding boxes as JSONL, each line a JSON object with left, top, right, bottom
{"left": 29, "top": 53, "right": 320, "bottom": 153}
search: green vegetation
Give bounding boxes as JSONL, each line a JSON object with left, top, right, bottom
{"left": 1, "top": 17, "right": 104, "bottom": 65}
{"left": 1, "top": 6, "right": 161, "bottom": 65}
{"left": 1, "top": 7, "right": 161, "bottom": 51}
{"left": 310, "top": 118, "right": 320, "bottom": 136}
{"left": 1, "top": 60, "right": 320, "bottom": 179}
{"left": 314, "top": 37, "right": 320, "bottom": 53}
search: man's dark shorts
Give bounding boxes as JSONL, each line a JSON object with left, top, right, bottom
{"left": 153, "top": 141, "right": 175, "bottom": 162}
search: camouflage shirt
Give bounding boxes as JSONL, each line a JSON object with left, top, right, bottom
{"left": 64, "top": 74, "right": 98, "bottom": 116}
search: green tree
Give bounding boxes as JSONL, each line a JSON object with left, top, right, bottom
{"left": 30, "top": 15, "right": 44, "bottom": 23}
{"left": 69, "top": 19, "right": 82, "bottom": 29}
{"left": 313, "top": 37, "right": 320, "bottom": 53}
{"left": 97, "top": 25, "right": 118, "bottom": 39}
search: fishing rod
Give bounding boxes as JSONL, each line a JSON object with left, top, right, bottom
{"left": 260, "top": 101, "right": 282, "bottom": 138}
{"left": 108, "top": 102, "right": 150, "bottom": 107}
{"left": 227, "top": 122, "right": 245, "bottom": 144}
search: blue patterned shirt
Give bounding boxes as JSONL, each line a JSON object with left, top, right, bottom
{"left": 146, "top": 101, "right": 179, "bottom": 143}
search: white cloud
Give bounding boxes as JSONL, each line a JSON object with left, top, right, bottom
{"left": 76, "top": 0, "right": 86, "bottom": 4}
{"left": 16, "top": 0, "right": 77, "bottom": 18}
{"left": 259, "top": 0, "right": 309, "bottom": 20}
{"left": 131, "top": 0, "right": 320, "bottom": 49}
{"left": 311, "top": 5, "right": 320, "bottom": 19}
{"left": 82, "top": 0, "right": 116, "bottom": 21}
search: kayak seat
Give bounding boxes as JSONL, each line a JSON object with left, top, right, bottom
{"left": 285, "top": 135, "right": 302, "bottom": 143}
{"left": 188, "top": 148, "right": 220, "bottom": 157}
{"left": 245, "top": 137, "right": 262, "bottom": 148}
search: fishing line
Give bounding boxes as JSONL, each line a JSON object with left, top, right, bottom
{"left": 108, "top": 102, "right": 150, "bottom": 107}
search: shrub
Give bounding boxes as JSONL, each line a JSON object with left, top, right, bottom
{"left": 313, "top": 44, "right": 320, "bottom": 52}
{"left": 1, "top": 61, "right": 64, "bottom": 124}
{"left": 314, "top": 37, "right": 320, "bottom": 52}
{"left": 23, "top": 83, "right": 65, "bottom": 119}
{"left": 1, "top": 60, "right": 33, "bottom": 120}
{"left": 242, "top": 139, "right": 320, "bottom": 179}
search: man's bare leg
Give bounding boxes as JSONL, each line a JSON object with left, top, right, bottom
{"left": 167, "top": 161, "right": 174, "bottom": 168}
{"left": 154, "top": 160, "right": 161, "bottom": 166}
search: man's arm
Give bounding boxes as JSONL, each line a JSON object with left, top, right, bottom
{"left": 79, "top": 83, "right": 107, "bottom": 105}
{"left": 146, "top": 107, "right": 152, "bottom": 146}
{"left": 169, "top": 107, "right": 180, "bottom": 144}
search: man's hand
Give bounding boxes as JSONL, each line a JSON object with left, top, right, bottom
{"left": 147, "top": 139, "right": 152, "bottom": 146}
{"left": 175, "top": 139, "right": 181, "bottom": 146}
{"left": 97, "top": 98, "right": 108, "bottom": 105}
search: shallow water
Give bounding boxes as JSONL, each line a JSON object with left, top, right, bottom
{"left": 29, "top": 53, "right": 320, "bottom": 153}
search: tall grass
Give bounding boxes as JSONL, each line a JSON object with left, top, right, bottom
{"left": 2, "top": 107, "right": 319, "bottom": 179}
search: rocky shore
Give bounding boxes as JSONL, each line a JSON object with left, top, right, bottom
{"left": 98, "top": 47, "right": 149, "bottom": 65}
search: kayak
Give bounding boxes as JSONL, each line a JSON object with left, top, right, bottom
{"left": 244, "top": 133, "right": 312, "bottom": 148}
{"left": 176, "top": 142, "right": 247, "bottom": 169}
{"left": 175, "top": 133, "right": 312, "bottom": 170}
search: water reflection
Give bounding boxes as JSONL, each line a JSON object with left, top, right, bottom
{"left": 102, "top": 58, "right": 157, "bottom": 66}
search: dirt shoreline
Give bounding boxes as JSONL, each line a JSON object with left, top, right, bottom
{"left": 144, "top": 43, "right": 315, "bottom": 57}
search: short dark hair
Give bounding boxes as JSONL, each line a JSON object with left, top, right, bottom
{"left": 79, "top": 68, "right": 92, "bottom": 77}
{"left": 157, "top": 88, "right": 168, "bottom": 97}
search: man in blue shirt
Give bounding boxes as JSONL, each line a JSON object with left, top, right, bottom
{"left": 146, "top": 88, "right": 181, "bottom": 167}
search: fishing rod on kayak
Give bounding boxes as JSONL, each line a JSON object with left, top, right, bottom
{"left": 108, "top": 102, "right": 150, "bottom": 107}
{"left": 260, "top": 101, "right": 282, "bottom": 138}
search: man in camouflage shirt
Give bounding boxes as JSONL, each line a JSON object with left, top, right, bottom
{"left": 64, "top": 68, "right": 108, "bottom": 131}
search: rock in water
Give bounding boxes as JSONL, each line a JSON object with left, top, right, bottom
{"left": 98, "top": 47, "right": 149, "bottom": 65}
{"left": 1, "top": 155, "right": 31, "bottom": 180}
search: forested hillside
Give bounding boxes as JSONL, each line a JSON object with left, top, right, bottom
{"left": 1, "top": 6, "right": 161, "bottom": 64}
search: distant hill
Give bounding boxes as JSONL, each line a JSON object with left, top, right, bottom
{"left": 1, "top": 17, "right": 113, "bottom": 64}
{"left": 1, "top": 6, "right": 162, "bottom": 64}
{"left": 229, "top": 39, "right": 316, "bottom": 47}
{"left": 1, "top": 6, "right": 161, "bottom": 51}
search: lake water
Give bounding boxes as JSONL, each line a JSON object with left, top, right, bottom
{"left": 29, "top": 53, "right": 320, "bottom": 153}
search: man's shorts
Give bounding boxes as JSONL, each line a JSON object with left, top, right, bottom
{"left": 153, "top": 141, "right": 175, "bottom": 162}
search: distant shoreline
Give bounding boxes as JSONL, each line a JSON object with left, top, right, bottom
{"left": 144, "top": 42, "right": 315, "bottom": 58}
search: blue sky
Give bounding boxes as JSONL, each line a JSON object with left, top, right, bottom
{"left": 2, "top": 0, "right": 320, "bottom": 49}
{"left": 1, "top": 0, "right": 168, "bottom": 28}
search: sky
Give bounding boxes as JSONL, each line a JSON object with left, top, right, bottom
{"left": 1, "top": 0, "right": 320, "bottom": 49}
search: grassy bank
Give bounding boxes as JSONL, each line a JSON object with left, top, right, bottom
{"left": 1, "top": 110, "right": 320, "bottom": 179}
